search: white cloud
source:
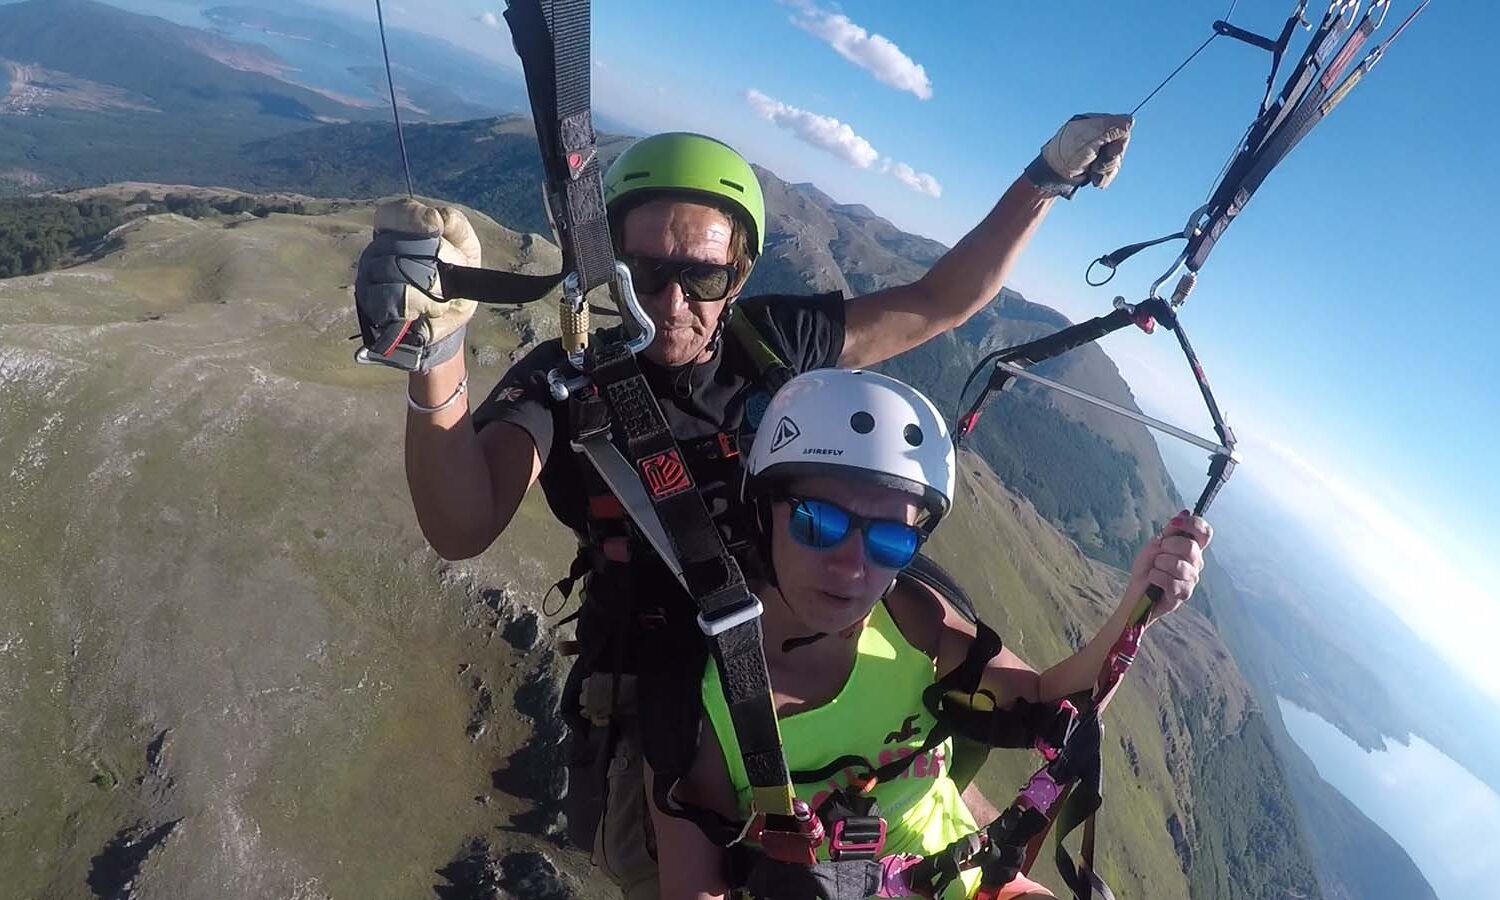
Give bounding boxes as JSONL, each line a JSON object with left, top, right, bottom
{"left": 744, "top": 89, "right": 880, "bottom": 169}
{"left": 882, "top": 160, "right": 942, "bottom": 198}
{"left": 477, "top": 11, "right": 501, "bottom": 29}
{"left": 744, "top": 90, "right": 941, "bottom": 197}
{"left": 784, "top": 0, "right": 932, "bottom": 100}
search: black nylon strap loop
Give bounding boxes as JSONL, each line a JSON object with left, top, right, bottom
{"left": 436, "top": 260, "right": 562, "bottom": 304}
{"left": 1085, "top": 233, "right": 1185, "bottom": 287}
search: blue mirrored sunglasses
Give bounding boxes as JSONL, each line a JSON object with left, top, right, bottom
{"left": 782, "top": 495, "right": 923, "bottom": 570}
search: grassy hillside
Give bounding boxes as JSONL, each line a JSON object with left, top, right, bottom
{"left": 0, "top": 80, "right": 1183, "bottom": 571}
{"left": 0, "top": 199, "right": 602, "bottom": 899}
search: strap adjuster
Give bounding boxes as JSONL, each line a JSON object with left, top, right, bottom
{"left": 354, "top": 340, "right": 423, "bottom": 372}
{"left": 829, "top": 816, "right": 887, "bottom": 861}
{"left": 697, "top": 596, "right": 764, "bottom": 636}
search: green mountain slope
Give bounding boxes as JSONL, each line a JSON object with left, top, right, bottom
{"left": 1189, "top": 563, "right": 1440, "bottom": 900}
{"left": 0, "top": 86, "right": 1183, "bottom": 569}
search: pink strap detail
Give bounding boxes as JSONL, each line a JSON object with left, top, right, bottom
{"left": 877, "top": 853, "right": 926, "bottom": 898}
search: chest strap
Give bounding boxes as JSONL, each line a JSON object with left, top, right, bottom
{"left": 727, "top": 309, "right": 796, "bottom": 393}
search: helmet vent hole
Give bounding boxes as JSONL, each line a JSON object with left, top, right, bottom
{"left": 719, "top": 178, "right": 745, "bottom": 193}
{"left": 621, "top": 172, "right": 650, "bottom": 182}
{"left": 850, "top": 411, "right": 875, "bottom": 434}
{"left": 903, "top": 424, "right": 924, "bottom": 447}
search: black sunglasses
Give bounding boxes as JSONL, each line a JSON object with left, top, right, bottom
{"left": 620, "top": 254, "right": 739, "bottom": 302}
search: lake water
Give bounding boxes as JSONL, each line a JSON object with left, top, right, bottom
{"left": 1277, "top": 697, "right": 1500, "bottom": 900}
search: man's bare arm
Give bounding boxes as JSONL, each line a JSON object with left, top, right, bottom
{"left": 840, "top": 114, "right": 1133, "bottom": 369}
{"left": 405, "top": 355, "right": 542, "bottom": 560}
{"left": 840, "top": 177, "right": 1054, "bottom": 369}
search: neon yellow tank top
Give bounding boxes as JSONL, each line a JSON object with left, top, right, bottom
{"left": 701, "top": 601, "right": 982, "bottom": 900}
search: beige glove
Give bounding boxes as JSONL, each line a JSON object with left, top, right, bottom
{"left": 1026, "top": 114, "right": 1134, "bottom": 197}
{"left": 355, "top": 199, "right": 483, "bottom": 372}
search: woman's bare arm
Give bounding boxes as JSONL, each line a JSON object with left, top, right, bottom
{"left": 647, "top": 726, "right": 739, "bottom": 900}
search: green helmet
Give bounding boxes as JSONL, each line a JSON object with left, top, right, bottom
{"left": 604, "top": 132, "right": 765, "bottom": 258}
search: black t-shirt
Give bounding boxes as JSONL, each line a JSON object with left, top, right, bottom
{"left": 472, "top": 292, "right": 845, "bottom": 596}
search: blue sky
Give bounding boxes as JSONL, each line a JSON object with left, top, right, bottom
{"left": 93, "top": 0, "right": 1497, "bottom": 701}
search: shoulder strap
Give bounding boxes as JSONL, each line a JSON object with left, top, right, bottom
{"left": 902, "top": 553, "right": 979, "bottom": 625}
{"left": 727, "top": 306, "right": 796, "bottom": 392}
{"left": 847, "top": 562, "right": 1077, "bottom": 787}
{"left": 500, "top": 0, "right": 813, "bottom": 863}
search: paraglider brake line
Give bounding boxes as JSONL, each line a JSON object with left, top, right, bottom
{"left": 375, "top": 0, "right": 416, "bottom": 198}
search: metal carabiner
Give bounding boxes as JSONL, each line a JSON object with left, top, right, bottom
{"left": 559, "top": 259, "right": 657, "bottom": 369}
{"left": 1146, "top": 203, "right": 1209, "bottom": 301}
{"left": 610, "top": 260, "right": 657, "bottom": 357}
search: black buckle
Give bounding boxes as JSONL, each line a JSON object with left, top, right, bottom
{"left": 817, "top": 785, "right": 887, "bottom": 861}
{"left": 828, "top": 815, "right": 886, "bottom": 861}
{"left": 570, "top": 388, "right": 611, "bottom": 442}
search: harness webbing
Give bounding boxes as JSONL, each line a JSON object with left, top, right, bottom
{"left": 906, "top": 6, "right": 1432, "bottom": 895}
{"left": 923, "top": 301, "right": 1237, "bottom": 900}
{"left": 503, "top": 0, "right": 615, "bottom": 298}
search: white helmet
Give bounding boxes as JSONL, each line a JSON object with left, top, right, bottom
{"left": 746, "top": 369, "right": 956, "bottom": 528}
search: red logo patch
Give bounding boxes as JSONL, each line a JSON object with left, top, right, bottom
{"left": 496, "top": 386, "right": 526, "bottom": 404}
{"left": 639, "top": 449, "right": 693, "bottom": 500}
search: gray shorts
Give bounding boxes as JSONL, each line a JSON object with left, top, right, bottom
{"left": 579, "top": 674, "right": 660, "bottom": 900}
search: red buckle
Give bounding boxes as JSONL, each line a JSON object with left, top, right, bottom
{"left": 754, "top": 804, "right": 825, "bottom": 865}
{"left": 717, "top": 432, "right": 738, "bottom": 458}
{"left": 1132, "top": 312, "right": 1157, "bottom": 334}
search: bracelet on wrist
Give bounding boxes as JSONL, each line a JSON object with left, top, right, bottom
{"left": 408, "top": 375, "right": 468, "bottom": 414}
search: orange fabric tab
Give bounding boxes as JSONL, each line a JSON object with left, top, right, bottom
{"left": 589, "top": 494, "right": 625, "bottom": 519}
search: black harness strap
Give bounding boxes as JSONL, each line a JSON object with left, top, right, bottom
{"left": 504, "top": 0, "right": 615, "bottom": 297}
{"left": 435, "top": 261, "right": 563, "bottom": 304}
{"left": 577, "top": 341, "right": 799, "bottom": 827}
{"left": 784, "top": 565, "right": 1070, "bottom": 790}
{"left": 935, "top": 287, "right": 1236, "bottom": 900}
{"left": 955, "top": 304, "right": 1147, "bottom": 443}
